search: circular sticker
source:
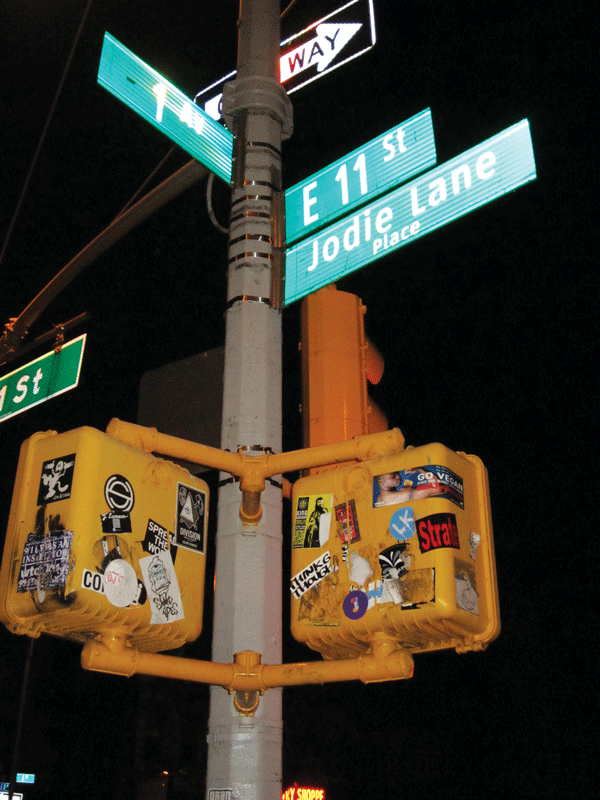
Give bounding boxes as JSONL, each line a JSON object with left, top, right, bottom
{"left": 103, "top": 559, "right": 138, "bottom": 607}
{"left": 104, "top": 474, "right": 135, "bottom": 513}
{"left": 343, "top": 590, "right": 369, "bottom": 620}
{"left": 389, "top": 507, "right": 415, "bottom": 541}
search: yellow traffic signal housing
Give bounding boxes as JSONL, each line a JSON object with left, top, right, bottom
{"left": 290, "top": 442, "right": 500, "bottom": 660}
{"left": 300, "top": 285, "right": 387, "bottom": 450}
{"left": 0, "top": 426, "right": 209, "bottom": 652}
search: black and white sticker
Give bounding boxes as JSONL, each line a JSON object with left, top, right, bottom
{"left": 104, "top": 474, "right": 135, "bottom": 513}
{"left": 174, "top": 483, "right": 206, "bottom": 554}
{"left": 37, "top": 455, "right": 76, "bottom": 504}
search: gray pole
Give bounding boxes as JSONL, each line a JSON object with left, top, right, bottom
{"left": 206, "top": 1, "right": 291, "bottom": 798}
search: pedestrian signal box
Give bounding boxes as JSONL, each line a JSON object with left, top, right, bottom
{"left": 0, "top": 427, "right": 209, "bottom": 652}
{"left": 290, "top": 442, "right": 499, "bottom": 661}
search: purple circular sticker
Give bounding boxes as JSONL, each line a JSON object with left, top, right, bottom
{"left": 343, "top": 590, "right": 368, "bottom": 620}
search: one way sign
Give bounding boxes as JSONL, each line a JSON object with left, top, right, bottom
{"left": 196, "top": 0, "right": 376, "bottom": 120}
{"left": 279, "top": 22, "right": 363, "bottom": 83}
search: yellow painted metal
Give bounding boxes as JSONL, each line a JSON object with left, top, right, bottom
{"left": 106, "top": 418, "right": 404, "bottom": 525}
{"left": 80, "top": 631, "right": 413, "bottom": 687}
{"left": 290, "top": 442, "right": 500, "bottom": 660}
{"left": 300, "top": 285, "right": 387, "bottom": 452}
{"left": 0, "top": 426, "right": 209, "bottom": 652}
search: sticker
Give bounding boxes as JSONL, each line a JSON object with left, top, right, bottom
{"left": 81, "top": 569, "right": 105, "bottom": 594}
{"left": 208, "top": 791, "right": 232, "bottom": 800}
{"left": 37, "top": 455, "right": 76, "bottom": 504}
{"left": 455, "top": 560, "right": 479, "bottom": 614}
{"left": 348, "top": 552, "right": 372, "bottom": 586}
{"left": 343, "top": 590, "right": 368, "bottom": 619}
{"left": 290, "top": 551, "right": 338, "bottom": 599}
{"left": 103, "top": 558, "right": 139, "bottom": 607}
{"left": 17, "top": 530, "right": 74, "bottom": 594}
{"left": 93, "top": 534, "right": 130, "bottom": 571}
{"left": 143, "top": 518, "right": 176, "bottom": 562}
{"left": 101, "top": 512, "right": 132, "bottom": 533}
{"left": 139, "top": 550, "right": 184, "bottom": 623}
{"left": 334, "top": 499, "right": 360, "bottom": 544}
{"left": 417, "top": 512, "right": 460, "bottom": 553}
{"left": 389, "top": 506, "right": 415, "bottom": 541}
{"left": 104, "top": 474, "right": 135, "bottom": 513}
{"left": 379, "top": 544, "right": 409, "bottom": 604}
{"left": 293, "top": 494, "right": 332, "bottom": 549}
{"left": 373, "top": 465, "right": 464, "bottom": 509}
{"left": 175, "top": 483, "right": 206, "bottom": 553}
{"left": 469, "top": 532, "right": 481, "bottom": 560}
{"left": 366, "top": 579, "right": 403, "bottom": 608}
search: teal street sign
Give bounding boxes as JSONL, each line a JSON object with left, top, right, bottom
{"left": 284, "top": 119, "right": 536, "bottom": 306}
{"left": 98, "top": 33, "right": 233, "bottom": 184}
{"left": 0, "top": 335, "right": 86, "bottom": 424}
{"left": 285, "top": 109, "right": 436, "bottom": 245}
{"left": 16, "top": 775, "right": 35, "bottom": 784}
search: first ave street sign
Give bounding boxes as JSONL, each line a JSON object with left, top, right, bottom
{"left": 285, "top": 108, "right": 436, "bottom": 245}
{"left": 284, "top": 120, "right": 536, "bottom": 306}
{"left": 0, "top": 334, "right": 86, "bottom": 424}
{"left": 97, "top": 33, "right": 233, "bottom": 184}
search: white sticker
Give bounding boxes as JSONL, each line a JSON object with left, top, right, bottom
{"left": 103, "top": 559, "right": 138, "bottom": 607}
{"left": 348, "top": 552, "right": 373, "bottom": 587}
{"left": 139, "top": 550, "right": 184, "bottom": 624}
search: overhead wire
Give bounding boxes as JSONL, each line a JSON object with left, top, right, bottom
{"left": 0, "top": 0, "right": 94, "bottom": 272}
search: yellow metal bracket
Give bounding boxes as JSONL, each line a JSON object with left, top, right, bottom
{"left": 81, "top": 632, "right": 414, "bottom": 703}
{"left": 106, "top": 418, "right": 404, "bottom": 526}
{"left": 77, "top": 422, "right": 412, "bottom": 702}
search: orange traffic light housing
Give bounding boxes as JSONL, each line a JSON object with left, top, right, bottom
{"left": 0, "top": 426, "right": 209, "bottom": 652}
{"left": 300, "top": 285, "right": 387, "bottom": 451}
{"left": 290, "top": 442, "right": 500, "bottom": 661}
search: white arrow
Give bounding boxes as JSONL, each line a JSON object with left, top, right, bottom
{"left": 279, "top": 23, "right": 362, "bottom": 83}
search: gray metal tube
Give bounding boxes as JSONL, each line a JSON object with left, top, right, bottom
{"left": 205, "top": 2, "right": 291, "bottom": 799}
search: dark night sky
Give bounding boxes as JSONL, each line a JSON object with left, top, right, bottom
{"left": 0, "top": 1, "right": 597, "bottom": 798}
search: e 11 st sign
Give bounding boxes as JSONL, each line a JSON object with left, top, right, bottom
{"left": 285, "top": 108, "right": 436, "bottom": 245}
{"left": 0, "top": 335, "right": 86, "bottom": 424}
{"left": 284, "top": 119, "right": 536, "bottom": 306}
{"left": 98, "top": 33, "right": 233, "bottom": 184}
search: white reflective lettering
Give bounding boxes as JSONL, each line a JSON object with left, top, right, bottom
{"left": 476, "top": 151, "right": 496, "bottom": 180}
{"left": 13, "top": 376, "right": 28, "bottom": 404}
{"left": 152, "top": 83, "right": 167, "bottom": 122}
{"left": 303, "top": 181, "right": 319, "bottom": 225}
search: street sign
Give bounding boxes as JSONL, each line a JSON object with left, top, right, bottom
{"left": 284, "top": 120, "right": 536, "bottom": 306}
{"left": 16, "top": 775, "right": 35, "bottom": 785}
{"left": 0, "top": 334, "right": 86, "bottom": 424}
{"left": 97, "top": 33, "right": 233, "bottom": 184}
{"left": 285, "top": 108, "right": 436, "bottom": 245}
{"left": 195, "top": 0, "right": 376, "bottom": 120}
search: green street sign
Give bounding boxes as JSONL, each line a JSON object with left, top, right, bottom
{"left": 284, "top": 120, "right": 536, "bottom": 306}
{"left": 0, "top": 335, "right": 86, "bottom": 424}
{"left": 285, "top": 109, "right": 436, "bottom": 245}
{"left": 97, "top": 33, "right": 233, "bottom": 184}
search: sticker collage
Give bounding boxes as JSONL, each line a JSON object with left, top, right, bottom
{"left": 291, "top": 464, "right": 481, "bottom": 624}
{"left": 16, "top": 453, "right": 207, "bottom": 626}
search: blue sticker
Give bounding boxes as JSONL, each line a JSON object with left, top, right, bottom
{"left": 343, "top": 590, "right": 369, "bottom": 620}
{"left": 389, "top": 507, "right": 415, "bottom": 541}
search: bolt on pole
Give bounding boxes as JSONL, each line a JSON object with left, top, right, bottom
{"left": 205, "top": 1, "right": 292, "bottom": 798}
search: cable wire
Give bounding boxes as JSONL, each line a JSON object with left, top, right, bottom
{"left": 0, "top": 0, "right": 94, "bottom": 272}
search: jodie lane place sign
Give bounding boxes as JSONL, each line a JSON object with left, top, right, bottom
{"left": 0, "top": 335, "right": 86, "bottom": 424}
{"left": 284, "top": 119, "right": 536, "bottom": 306}
{"left": 97, "top": 33, "right": 233, "bottom": 184}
